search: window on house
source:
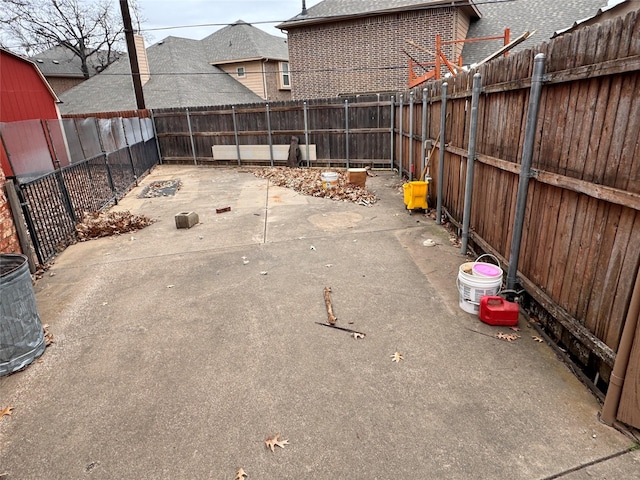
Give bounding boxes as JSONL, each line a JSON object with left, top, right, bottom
{"left": 237, "top": 66, "right": 245, "bottom": 77}
{"left": 279, "top": 62, "right": 290, "bottom": 89}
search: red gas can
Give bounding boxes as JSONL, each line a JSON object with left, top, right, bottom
{"left": 479, "top": 296, "right": 519, "bottom": 327}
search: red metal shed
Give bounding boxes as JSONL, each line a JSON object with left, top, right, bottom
{"left": 1, "top": 48, "right": 65, "bottom": 177}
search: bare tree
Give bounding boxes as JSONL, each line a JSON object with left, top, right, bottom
{"left": 0, "top": 0, "right": 141, "bottom": 77}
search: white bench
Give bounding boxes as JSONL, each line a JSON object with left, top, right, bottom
{"left": 212, "top": 144, "right": 317, "bottom": 162}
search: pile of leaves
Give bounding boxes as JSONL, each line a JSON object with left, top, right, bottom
{"left": 251, "top": 167, "right": 377, "bottom": 206}
{"left": 76, "top": 211, "right": 155, "bottom": 241}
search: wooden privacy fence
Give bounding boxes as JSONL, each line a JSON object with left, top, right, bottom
{"left": 394, "top": 11, "right": 640, "bottom": 427}
{"left": 152, "top": 96, "right": 393, "bottom": 168}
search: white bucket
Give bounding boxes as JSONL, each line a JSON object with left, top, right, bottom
{"left": 457, "top": 254, "right": 502, "bottom": 314}
{"left": 321, "top": 171, "right": 339, "bottom": 189}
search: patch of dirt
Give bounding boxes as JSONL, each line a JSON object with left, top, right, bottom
{"left": 138, "top": 179, "right": 182, "bottom": 198}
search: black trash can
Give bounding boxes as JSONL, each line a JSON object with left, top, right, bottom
{"left": 0, "top": 254, "right": 45, "bottom": 376}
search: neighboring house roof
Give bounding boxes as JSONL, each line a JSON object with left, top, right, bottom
{"left": 553, "top": 0, "right": 633, "bottom": 37}
{"left": 31, "top": 45, "right": 122, "bottom": 78}
{"left": 462, "top": 0, "right": 609, "bottom": 64}
{"left": 277, "top": 0, "right": 481, "bottom": 29}
{"left": 58, "top": 35, "right": 264, "bottom": 114}
{"left": 204, "top": 20, "right": 288, "bottom": 65}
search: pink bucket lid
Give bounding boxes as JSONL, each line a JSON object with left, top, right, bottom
{"left": 472, "top": 263, "right": 501, "bottom": 277}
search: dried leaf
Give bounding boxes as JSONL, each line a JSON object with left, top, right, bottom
{"left": 235, "top": 467, "right": 248, "bottom": 479}
{"left": 390, "top": 352, "right": 404, "bottom": 362}
{"left": 0, "top": 406, "right": 14, "bottom": 419}
{"left": 265, "top": 433, "right": 289, "bottom": 452}
{"left": 43, "top": 324, "right": 54, "bottom": 346}
{"left": 509, "top": 326, "right": 520, "bottom": 332}
{"left": 496, "top": 332, "right": 520, "bottom": 342}
{"left": 532, "top": 336, "right": 544, "bottom": 343}
{"left": 352, "top": 333, "right": 365, "bottom": 340}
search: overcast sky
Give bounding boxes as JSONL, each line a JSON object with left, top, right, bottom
{"left": 135, "top": 0, "right": 322, "bottom": 45}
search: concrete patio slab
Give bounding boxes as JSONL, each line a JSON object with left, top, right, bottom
{"left": 0, "top": 166, "right": 636, "bottom": 479}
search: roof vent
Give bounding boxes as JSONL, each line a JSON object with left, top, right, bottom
{"left": 301, "top": 0, "right": 307, "bottom": 15}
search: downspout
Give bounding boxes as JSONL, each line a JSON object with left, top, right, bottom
{"left": 601, "top": 259, "right": 640, "bottom": 425}
{"left": 262, "top": 59, "right": 269, "bottom": 100}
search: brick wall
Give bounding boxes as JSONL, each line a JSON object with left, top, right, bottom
{"left": 264, "top": 60, "right": 292, "bottom": 102}
{"left": 287, "top": 8, "right": 462, "bottom": 99}
{"left": 0, "top": 168, "right": 21, "bottom": 254}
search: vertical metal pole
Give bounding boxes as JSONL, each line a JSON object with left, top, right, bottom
{"left": 409, "top": 92, "right": 414, "bottom": 181}
{"left": 506, "top": 53, "right": 546, "bottom": 289}
{"left": 461, "top": 73, "right": 482, "bottom": 254}
{"left": 150, "top": 109, "right": 163, "bottom": 164}
{"left": 436, "top": 83, "right": 448, "bottom": 225}
{"left": 43, "top": 119, "right": 61, "bottom": 169}
{"left": 399, "top": 94, "right": 404, "bottom": 177}
{"left": 95, "top": 118, "right": 116, "bottom": 202}
{"left": 232, "top": 106, "right": 241, "bottom": 166}
{"left": 421, "top": 88, "right": 428, "bottom": 180}
{"left": 186, "top": 108, "right": 197, "bottom": 165}
{"left": 344, "top": 99, "right": 350, "bottom": 169}
{"left": 304, "top": 101, "right": 310, "bottom": 167}
{"left": 390, "top": 96, "right": 395, "bottom": 171}
{"left": 266, "top": 104, "right": 274, "bottom": 167}
{"left": 4, "top": 179, "right": 37, "bottom": 272}
{"left": 121, "top": 117, "right": 138, "bottom": 182}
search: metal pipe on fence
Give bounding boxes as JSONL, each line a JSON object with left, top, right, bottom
{"left": 506, "top": 53, "right": 546, "bottom": 289}
{"left": 94, "top": 118, "right": 117, "bottom": 203}
{"left": 185, "top": 108, "right": 198, "bottom": 165}
{"left": 150, "top": 110, "right": 163, "bottom": 164}
{"left": 232, "top": 106, "right": 241, "bottom": 166}
{"left": 436, "top": 83, "right": 448, "bottom": 225}
{"left": 409, "top": 92, "right": 414, "bottom": 181}
{"left": 399, "top": 94, "right": 404, "bottom": 177}
{"left": 345, "top": 99, "right": 350, "bottom": 169}
{"left": 461, "top": 73, "right": 482, "bottom": 255}
{"left": 266, "top": 104, "right": 274, "bottom": 167}
{"left": 304, "top": 101, "right": 310, "bottom": 167}
{"left": 390, "top": 96, "right": 395, "bottom": 171}
{"left": 421, "top": 88, "right": 428, "bottom": 179}
{"left": 120, "top": 118, "right": 139, "bottom": 183}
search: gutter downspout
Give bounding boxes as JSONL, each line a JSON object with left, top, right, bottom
{"left": 262, "top": 59, "right": 269, "bottom": 100}
{"left": 601, "top": 259, "right": 640, "bottom": 425}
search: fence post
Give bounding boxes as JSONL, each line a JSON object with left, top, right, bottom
{"left": 436, "top": 82, "right": 448, "bottom": 225}
{"left": 344, "top": 99, "right": 350, "bottom": 169}
{"left": 95, "top": 118, "right": 117, "bottom": 203}
{"left": 506, "top": 53, "right": 546, "bottom": 290}
{"left": 232, "top": 106, "right": 241, "bottom": 166}
{"left": 399, "top": 94, "right": 403, "bottom": 177}
{"left": 266, "top": 104, "right": 274, "bottom": 167}
{"left": 150, "top": 109, "right": 163, "bottom": 164}
{"left": 409, "top": 92, "right": 415, "bottom": 180}
{"left": 42, "top": 119, "right": 61, "bottom": 169}
{"left": 4, "top": 179, "right": 37, "bottom": 272}
{"left": 390, "top": 96, "right": 395, "bottom": 171}
{"left": 421, "top": 88, "right": 428, "bottom": 179}
{"left": 120, "top": 118, "right": 138, "bottom": 184}
{"left": 461, "top": 73, "right": 482, "bottom": 254}
{"left": 303, "top": 101, "right": 310, "bottom": 167}
{"left": 186, "top": 108, "right": 198, "bottom": 165}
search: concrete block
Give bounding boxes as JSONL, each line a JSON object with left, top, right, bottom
{"left": 175, "top": 212, "right": 199, "bottom": 229}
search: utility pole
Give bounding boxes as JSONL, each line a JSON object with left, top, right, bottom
{"left": 119, "top": 0, "right": 146, "bottom": 110}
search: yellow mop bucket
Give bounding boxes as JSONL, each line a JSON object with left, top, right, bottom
{"left": 403, "top": 180, "right": 429, "bottom": 210}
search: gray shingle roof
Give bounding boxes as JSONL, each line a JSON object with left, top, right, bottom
{"left": 278, "top": 0, "right": 479, "bottom": 28}
{"left": 462, "top": 0, "right": 610, "bottom": 65}
{"left": 203, "top": 20, "right": 288, "bottom": 63}
{"left": 31, "top": 45, "right": 121, "bottom": 78}
{"left": 58, "top": 35, "right": 264, "bottom": 114}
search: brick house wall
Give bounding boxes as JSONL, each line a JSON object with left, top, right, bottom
{"left": 264, "top": 60, "right": 292, "bottom": 102}
{"left": 46, "top": 76, "right": 85, "bottom": 95}
{"left": 285, "top": 7, "right": 467, "bottom": 99}
{"left": 0, "top": 168, "right": 21, "bottom": 254}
